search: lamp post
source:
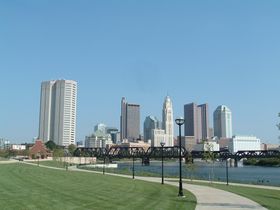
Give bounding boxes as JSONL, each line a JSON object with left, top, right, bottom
{"left": 103, "top": 156, "right": 106, "bottom": 175}
{"left": 160, "top": 142, "right": 165, "bottom": 184}
{"left": 175, "top": 117, "right": 185, "bottom": 197}
{"left": 132, "top": 154, "right": 135, "bottom": 179}
{"left": 65, "top": 150, "right": 69, "bottom": 171}
{"left": 225, "top": 158, "right": 229, "bottom": 185}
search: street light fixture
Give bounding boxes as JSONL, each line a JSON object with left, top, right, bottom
{"left": 160, "top": 141, "right": 165, "bottom": 184}
{"left": 175, "top": 117, "right": 185, "bottom": 197}
{"left": 132, "top": 154, "right": 135, "bottom": 179}
{"left": 225, "top": 158, "right": 229, "bottom": 185}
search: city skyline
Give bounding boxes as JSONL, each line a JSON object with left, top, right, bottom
{"left": 1, "top": 1, "right": 280, "bottom": 144}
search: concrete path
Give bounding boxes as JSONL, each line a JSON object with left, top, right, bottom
{"left": 68, "top": 166, "right": 267, "bottom": 210}
{"left": 167, "top": 181, "right": 266, "bottom": 210}
{"left": 0, "top": 159, "right": 18, "bottom": 164}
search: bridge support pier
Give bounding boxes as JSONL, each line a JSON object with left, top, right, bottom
{"left": 142, "top": 157, "right": 150, "bottom": 166}
{"left": 229, "top": 158, "right": 238, "bottom": 167}
{"left": 234, "top": 158, "right": 238, "bottom": 167}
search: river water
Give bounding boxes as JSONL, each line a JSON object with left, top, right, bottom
{"left": 116, "top": 160, "right": 280, "bottom": 186}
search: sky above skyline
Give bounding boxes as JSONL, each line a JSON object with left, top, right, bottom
{"left": 1, "top": 1, "right": 280, "bottom": 144}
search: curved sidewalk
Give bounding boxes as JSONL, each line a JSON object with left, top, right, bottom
{"left": 68, "top": 166, "right": 266, "bottom": 210}
{"left": 134, "top": 176, "right": 266, "bottom": 210}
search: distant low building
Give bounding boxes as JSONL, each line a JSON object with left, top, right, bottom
{"left": 85, "top": 130, "right": 113, "bottom": 148}
{"left": 193, "top": 141, "right": 220, "bottom": 152}
{"left": 11, "top": 144, "right": 26, "bottom": 150}
{"left": 218, "top": 138, "right": 232, "bottom": 150}
{"left": 29, "top": 139, "right": 50, "bottom": 159}
{"left": 261, "top": 143, "right": 280, "bottom": 151}
{"left": 228, "top": 135, "right": 261, "bottom": 153}
{"left": 120, "top": 140, "right": 150, "bottom": 151}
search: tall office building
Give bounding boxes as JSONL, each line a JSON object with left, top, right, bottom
{"left": 198, "top": 103, "right": 209, "bottom": 140}
{"left": 143, "top": 115, "right": 161, "bottom": 141}
{"left": 184, "top": 103, "right": 209, "bottom": 143}
{"left": 213, "top": 105, "right": 232, "bottom": 138}
{"left": 120, "top": 97, "right": 140, "bottom": 141}
{"left": 162, "top": 96, "right": 174, "bottom": 146}
{"left": 39, "top": 80, "right": 77, "bottom": 146}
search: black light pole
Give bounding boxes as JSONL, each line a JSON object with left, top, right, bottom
{"left": 175, "top": 117, "right": 185, "bottom": 197}
{"left": 160, "top": 142, "right": 165, "bottom": 184}
{"left": 132, "top": 154, "right": 135, "bottom": 179}
{"left": 225, "top": 158, "right": 229, "bottom": 185}
{"left": 65, "top": 151, "right": 68, "bottom": 171}
{"left": 103, "top": 156, "right": 106, "bottom": 175}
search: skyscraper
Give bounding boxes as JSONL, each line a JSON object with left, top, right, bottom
{"left": 198, "top": 103, "right": 209, "bottom": 140}
{"left": 213, "top": 105, "right": 232, "bottom": 138}
{"left": 143, "top": 115, "right": 161, "bottom": 141}
{"left": 120, "top": 97, "right": 140, "bottom": 141}
{"left": 162, "top": 96, "right": 174, "bottom": 146}
{"left": 184, "top": 103, "right": 209, "bottom": 143}
{"left": 39, "top": 80, "right": 77, "bottom": 146}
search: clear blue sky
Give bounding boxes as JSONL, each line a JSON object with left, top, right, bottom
{"left": 1, "top": 1, "right": 279, "bottom": 144}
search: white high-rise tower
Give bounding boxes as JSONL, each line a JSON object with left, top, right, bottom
{"left": 39, "top": 80, "right": 77, "bottom": 146}
{"left": 162, "top": 96, "right": 174, "bottom": 146}
{"left": 213, "top": 105, "right": 232, "bottom": 139}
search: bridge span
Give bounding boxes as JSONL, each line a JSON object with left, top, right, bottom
{"left": 73, "top": 146, "right": 280, "bottom": 166}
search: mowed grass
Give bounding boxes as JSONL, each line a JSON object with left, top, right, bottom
{"left": 184, "top": 181, "right": 280, "bottom": 210}
{"left": 0, "top": 164, "right": 196, "bottom": 210}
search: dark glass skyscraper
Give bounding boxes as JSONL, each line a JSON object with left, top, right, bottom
{"left": 143, "top": 115, "right": 161, "bottom": 141}
{"left": 120, "top": 97, "right": 140, "bottom": 141}
{"left": 184, "top": 103, "right": 209, "bottom": 143}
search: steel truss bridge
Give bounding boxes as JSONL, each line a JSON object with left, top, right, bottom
{"left": 73, "top": 146, "right": 280, "bottom": 165}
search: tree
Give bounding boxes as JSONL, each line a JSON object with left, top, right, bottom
{"left": 185, "top": 153, "right": 196, "bottom": 181}
{"left": 53, "top": 148, "right": 64, "bottom": 162}
{"left": 45, "top": 140, "right": 57, "bottom": 151}
{"left": 202, "top": 140, "right": 215, "bottom": 183}
{"left": 68, "top": 144, "right": 77, "bottom": 156}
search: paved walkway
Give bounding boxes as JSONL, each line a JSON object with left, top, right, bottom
{"left": 68, "top": 166, "right": 267, "bottom": 210}
{"left": 0, "top": 159, "right": 18, "bottom": 164}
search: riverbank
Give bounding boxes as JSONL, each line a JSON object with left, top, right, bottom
{"left": 243, "top": 158, "right": 280, "bottom": 167}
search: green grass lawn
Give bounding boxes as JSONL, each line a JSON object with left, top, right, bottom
{"left": 183, "top": 181, "right": 280, "bottom": 210}
{"left": 0, "top": 163, "right": 196, "bottom": 210}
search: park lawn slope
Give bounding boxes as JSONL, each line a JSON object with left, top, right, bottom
{"left": 0, "top": 163, "right": 196, "bottom": 210}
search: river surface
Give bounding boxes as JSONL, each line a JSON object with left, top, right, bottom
{"left": 116, "top": 160, "right": 280, "bottom": 186}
